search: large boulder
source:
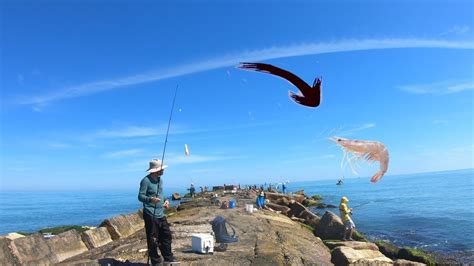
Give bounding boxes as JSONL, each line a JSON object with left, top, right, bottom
{"left": 11, "top": 233, "right": 55, "bottom": 265}
{"left": 375, "top": 240, "right": 400, "bottom": 259}
{"left": 265, "top": 192, "right": 291, "bottom": 202}
{"left": 81, "top": 227, "right": 113, "bottom": 250}
{"left": 265, "top": 192, "right": 305, "bottom": 203}
{"left": 298, "top": 209, "right": 321, "bottom": 227}
{"left": 275, "top": 197, "right": 290, "bottom": 206}
{"left": 398, "top": 248, "right": 436, "bottom": 265}
{"left": 314, "top": 211, "right": 345, "bottom": 240}
{"left": 100, "top": 212, "right": 144, "bottom": 240}
{"left": 266, "top": 203, "right": 291, "bottom": 215}
{"left": 0, "top": 237, "right": 20, "bottom": 265}
{"left": 331, "top": 246, "right": 393, "bottom": 266}
{"left": 288, "top": 201, "right": 307, "bottom": 217}
{"left": 46, "top": 229, "right": 88, "bottom": 263}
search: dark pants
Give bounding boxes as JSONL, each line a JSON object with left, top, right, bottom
{"left": 143, "top": 212, "right": 173, "bottom": 264}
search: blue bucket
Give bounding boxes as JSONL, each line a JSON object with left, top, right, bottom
{"left": 229, "top": 200, "right": 235, "bottom": 209}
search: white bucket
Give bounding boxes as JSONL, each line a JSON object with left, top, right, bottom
{"left": 245, "top": 204, "right": 254, "bottom": 213}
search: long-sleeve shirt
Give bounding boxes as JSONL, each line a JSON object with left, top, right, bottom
{"left": 256, "top": 195, "right": 265, "bottom": 208}
{"left": 339, "top": 202, "right": 351, "bottom": 222}
{"left": 138, "top": 175, "right": 165, "bottom": 218}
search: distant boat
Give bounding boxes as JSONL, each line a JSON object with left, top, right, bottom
{"left": 336, "top": 179, "right": 344, "bottom": 185}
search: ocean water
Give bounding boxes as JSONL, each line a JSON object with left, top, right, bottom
{"left": 0, "top": 169, "right": 472, "bottom": 261}
{"left": 0, "top": 187, "right": 186, "bottom": 235}
{"left": 288, "top": 168, "right": 474, "bottom": 260}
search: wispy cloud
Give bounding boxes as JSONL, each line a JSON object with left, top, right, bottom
{"left": 18, "top": 38, "right": 474, "bottom": 106}
{"left": 440, "top": 25, "right": 470, "bottom": 36}
{"left": 95, "top": 126, "right": 165, "bottom": 138}
{"left": 315, "top": 123, "right": 376, "bottom": 141}
{"left": 104, "top": 149, "right": 145, "bottom": 158}
{"left": 125, "top": 153, "right": 235, "bottom": 170}
{"left": 339, "top": 123, "right": 376, "bottom": 136}
{"left": 399, "top": 80, "right": 474, "bottom": 94}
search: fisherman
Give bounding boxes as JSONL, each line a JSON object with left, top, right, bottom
{"left": 339, "top": 196, "right": 355, "bottom": 241}
{"left": 282, "top": 183, "right": 287, "bottom": 194}
{"left": 255, "top": 190, "right": 275, "bottom": 212}
{"left": 138, "top": 159, "right": 179, "bottom": 265}
{"left": 189, "top": 183, "right": 196, "bottom": 198}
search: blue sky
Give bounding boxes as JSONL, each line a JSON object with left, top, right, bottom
{"left": 1, "top": 0, "right": 473, "bottom": 191}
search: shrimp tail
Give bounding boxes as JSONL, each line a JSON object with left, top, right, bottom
{"left": 370, "top": 171, "right": 385, "bottom": 183}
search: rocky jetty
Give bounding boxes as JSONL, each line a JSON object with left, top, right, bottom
{"left": 1, "top": 189, "right": 430, "bottom": 265}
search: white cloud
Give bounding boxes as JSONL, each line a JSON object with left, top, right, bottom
{"left": 104, "top": 149, "right": 144, "bottom": 158}
{"left": 94, "top": 126, "right": 165, "bottom": 138}
{"left": 339, "top": 123, "right": 376, "bottom": 136}
{"left": 18, "top": 38, "right": 474, "bottom": 106}
{"left": 398, "top": 80, "right": 474, "bottom": 94}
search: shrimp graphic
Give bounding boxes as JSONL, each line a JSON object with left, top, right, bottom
{"left": 330, "top": 136, "right": 389, "bottom": 183}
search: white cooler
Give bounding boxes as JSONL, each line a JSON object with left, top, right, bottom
{"left": 191, "top": 233, "right": 214, "bottom": 254}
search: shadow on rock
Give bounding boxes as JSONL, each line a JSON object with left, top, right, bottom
{"left": 98, "top": 258, "right": 147, "bottom": 266}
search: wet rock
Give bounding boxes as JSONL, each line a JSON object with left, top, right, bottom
{"left": 375, "top": 240, "right": 400, "bottom": 259}
{"left": 394, "top": 259, "right": 426, "bottom": 265}
{"left": 302, "top": 199, "right": 318, "bottom": 207}
{"left": 324, "top": 240, "right": 379, "bottom": 251}
{"left": 398, "top": 248, "right": 436, "bottom": 265}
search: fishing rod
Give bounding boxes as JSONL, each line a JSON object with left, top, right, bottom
{"left": 148, "top": 84, "right": 178, "bottom": 265}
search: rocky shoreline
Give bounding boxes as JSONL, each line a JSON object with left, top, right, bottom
{"left": 0, "top": 189, "right": 461, "bottom": 265}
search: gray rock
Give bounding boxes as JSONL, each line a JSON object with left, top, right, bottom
{"left": 266, "top": 203, "right": 291, "bottom": 215}
{"left": 314, "top": 211, "right": 345, "bottom": 240}
{"left": 275, "top": 197, "right": 290, "bottom": 206}
{"left": 298, "top": 209, "right": 321, "bottom": 228}
{"left": 81, "top": 227, "right": 113, "bottom": 250}
{"left": 0, "top": 237, "right": 21, "bottom": 265}
{"left": 100, "top": 212, "right": 144, "bottom": 240}
{"left": 46, "top": 229, "right": 89, "bottom": 263}
{"left": 331, "top": 246, "right": 393, "bottom": 266}
{"left": 288, "top": 201, "right": 307, "bottom": 218}
{"left": 11, "top": 233, "right": 54, "bottom": 265}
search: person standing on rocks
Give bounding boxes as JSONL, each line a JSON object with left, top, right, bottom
{"left": 138, "top": 159, "right": 179, "bottom": 265}
{"left": 339, "top": 196, "right": 355, "bottom": 241}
